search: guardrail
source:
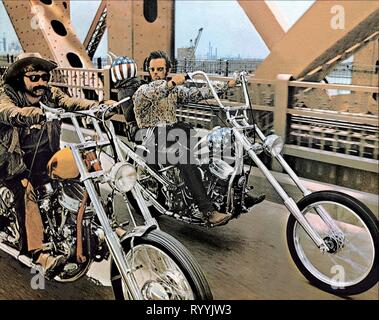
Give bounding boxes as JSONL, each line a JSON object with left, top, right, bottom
{"left": 273, "top": 76, "right": 378, "bottom": 193}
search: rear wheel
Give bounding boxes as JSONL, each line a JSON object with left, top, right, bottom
{"left": 111, "top": 229, "right": 213, "bottom": 300}
{"left": 286, "top": 190, "right": 378, "bottom": 295}
{"left": 0, "top": 185, "right": 24, "bottom": 251}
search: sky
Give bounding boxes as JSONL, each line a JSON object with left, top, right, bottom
{"left": 0, "top": 0, "right": 314, "bottom": 59}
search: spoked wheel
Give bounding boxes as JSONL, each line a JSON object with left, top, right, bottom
{"left": 287, "top": 190, "right": 378, "bottom": 295}
{"left": 111, "top": 229, "right": 213, "bottom": 300}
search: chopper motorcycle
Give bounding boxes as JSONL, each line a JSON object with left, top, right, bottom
{"left": 117, "top": 71, "right": 378, "bottom": 296}
{"left": 0, "top": 98, "right": 212, "bottom": 300}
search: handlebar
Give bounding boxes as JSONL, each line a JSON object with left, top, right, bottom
{"left": 40, "top": 96, "right": 130, "bottom": 121}
{"left": 186, "top": 71, "right": 250, "bottom": 111}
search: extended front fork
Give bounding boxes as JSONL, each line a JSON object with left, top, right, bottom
{"left": 67, "top": 114, "right": 145, "bottom": 300}
{"left": 230, "top": 114, "right": 345, "bottom": 253}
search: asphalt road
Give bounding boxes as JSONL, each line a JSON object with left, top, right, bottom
{"left": 0, "top": 199, "right": 377, "bottom": 300}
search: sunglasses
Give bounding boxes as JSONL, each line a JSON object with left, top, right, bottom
{"left": 24, "top": 74, "right": 51, "bottom": 82}
{"left": 148, "top": 67, "right": 166, "bottom": 72}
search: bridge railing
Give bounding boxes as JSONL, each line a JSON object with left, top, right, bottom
{"left": 50, "top": 67, "right": 110, "bottom": 101}
{"left": 272, "top": 75, "right": 378, "bottom": 193}
{"left": 282, "top": 77, "right": 378, "bottom": 165}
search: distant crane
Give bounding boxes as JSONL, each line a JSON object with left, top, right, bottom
{"left": 187, "top": 27, "right": 203, "bottom": 60}
{"left": 191, "top": 27, "right": 203, "bottom": 55}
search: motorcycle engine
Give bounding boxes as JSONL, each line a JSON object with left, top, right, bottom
{"left": 0, "top": 185, "right": 20, "bottom": 246}
{"left": 0, "top": 185, "right": 14, "bottom": 216}
{"left": 208, "top": 158, "right": 234, "bottom": 180}
{"left": 201, "top": 161, "right": 232, "bottom": 211}
{"left": 163, "top": 167, "right": 192, "bottom": 213}
{"left": 59, "top": 181, "right": 89, "bottom": 214}
{"left": 36, "top": 181, "right": 91, "bottom": 260}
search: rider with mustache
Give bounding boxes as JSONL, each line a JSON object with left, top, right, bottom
{"left": 133, "top": 51, "right": 232, "bottom": 225}
{"left": 0, "top": 53, "right": 111, "bottom": 274}
{"left": 134, "top": 51, "right": 265, "bottom": 225}
{"left": 133, "top": 51, "right": 264, "bottom": 226}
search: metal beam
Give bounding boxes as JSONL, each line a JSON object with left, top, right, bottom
{"left": 3, "top": 0, "right": 93, "bottom": 68}
{"left": 254, "top": 1, "right": 379, "bottom": 80}
{"left": 351, "top": 39, "right": 379, "bottom": 87}
{"left": 107, "top": 0, "right": 175, "bottom": 71}
{"left": 237, "top": 0, "right": 288, "bottom": 50}
{"left": 83, "top": 0, "right": 107, "bottom": 58}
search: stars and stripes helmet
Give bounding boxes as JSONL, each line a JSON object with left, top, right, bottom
{"left": 110, "top": 56, "right": 137, "bottom": 83}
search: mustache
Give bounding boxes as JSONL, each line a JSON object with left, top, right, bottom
{"left": 33, "top": 86, "right": 48, "bottom": 92}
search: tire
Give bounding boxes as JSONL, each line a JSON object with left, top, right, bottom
{"left": 110, "top": 229, "right": 213, "bottom": 300}
{"left": 0, "top": 185, "right": 25, "bottom": 252}
{"left": 286, "top": 190, "right": 378, "bottom": 295}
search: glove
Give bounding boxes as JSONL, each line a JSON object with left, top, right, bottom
{"left": 13, "top": 107, "right": 46, "bottom": 127}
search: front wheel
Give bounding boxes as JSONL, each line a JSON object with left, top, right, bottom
{"left": 111, "top": 229, "right": 213, "bottom": 300}
{"left": 286, "top": 190, "right": 378, "bottom": 295}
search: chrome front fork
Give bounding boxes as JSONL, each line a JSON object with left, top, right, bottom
{"left": 70, "top": 144, "right": 144, "bottom": 300}
{"left": 232, "top": 128, "right": 329, "bottom": 250}
{"left": 247, "top": 119, "right": 345, "bottom": 244}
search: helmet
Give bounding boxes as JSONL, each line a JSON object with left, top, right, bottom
{"left": 110, "top": 56, "right": 137, "bottom": 83}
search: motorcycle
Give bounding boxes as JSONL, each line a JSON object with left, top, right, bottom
{"left": 0, "top": 98, "right": 212, "bottom": 300}
{"left": 117, "top": 71, "right": 378, "bottom": 296}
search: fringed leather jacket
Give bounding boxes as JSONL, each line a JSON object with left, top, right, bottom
{"left": 0, "top": 84, "right": 97, "bottom": 180}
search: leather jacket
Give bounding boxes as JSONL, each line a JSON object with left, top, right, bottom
{"left": 0, "top": 84, "right": 97, "bottom": 180}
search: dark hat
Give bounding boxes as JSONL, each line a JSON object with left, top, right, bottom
{"left": 3, "top": 52, "right": 58, "bottom": 83}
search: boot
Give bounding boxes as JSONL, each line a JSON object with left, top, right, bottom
{"left": 207, "top": 211, "right": 232, "bottom": 226}
{"left": 33, "top": 251, "right": 65, "bottom": 275}
{"left": 115, "top": 227, "right": 127, "bottom": 238}
{"left": 244, "top": 194, "right": 265, "bottom": 209}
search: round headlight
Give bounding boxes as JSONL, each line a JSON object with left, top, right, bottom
{"left": 264, "top": 134, "right": 284, "bottom": 157}
{"left": 110, "top": 163, "right": 137, "bottom": 193}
